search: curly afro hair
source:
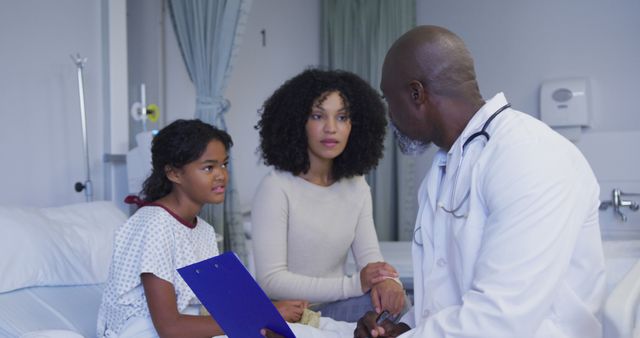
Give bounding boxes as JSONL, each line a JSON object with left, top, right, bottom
{"left": 141, "top": 119, "right": 233, "bottom": 202}
{"left": 256, "top": 68, "right": 387, "bottom": 181}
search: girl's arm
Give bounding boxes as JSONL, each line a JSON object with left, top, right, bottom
{"left": 142, "top": 273, "right": 224, "bottom": 338}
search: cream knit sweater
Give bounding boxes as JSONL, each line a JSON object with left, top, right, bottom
{"left": 251, "top": 170, "right": 383, "bottom": 303}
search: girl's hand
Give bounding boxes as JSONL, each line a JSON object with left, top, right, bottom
{"left": 360, "top": 262, "right": 399, "bottom": 292}
{"left": 261, "top": 328, "right": 286, "bottom": 338}
{"left": 273, "top": 299, "right": 309, "bottom": 322}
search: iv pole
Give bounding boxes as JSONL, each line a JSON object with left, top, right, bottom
{"left": 71, "top": 53, "right": 93, "bottom": 202}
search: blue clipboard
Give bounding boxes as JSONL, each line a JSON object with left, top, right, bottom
{"left": 177, "top": 252, "right": 296, "bottom": 338}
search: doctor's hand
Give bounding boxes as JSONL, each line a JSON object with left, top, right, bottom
{"left": 360, "top": 262, "right": 398, "bottom": 292}
{"left": 354, "top": 311, "right": 411, "bottom": 338}
{"left": 370, "top": 279, "right": 405, "bottom": 315}
{"left": 273, "top": 299, "right": 308, "bottom": 322}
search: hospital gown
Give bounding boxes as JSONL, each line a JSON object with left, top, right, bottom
{"left": 96, "top": 205, "right": 218, "bottom": 338}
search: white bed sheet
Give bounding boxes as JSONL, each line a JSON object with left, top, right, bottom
{"left": 3, "top": 238, "right": 636, "bottom": 338}
{"left": 602, "top": 239, "right": 640, "bottom": 338}
{"left": 0, "top": 282, "right": 358, "bottom": 338}
{"left": 0, "top": 284, "right": 104, "bottom": 338}
{"left": 602, "top": 239, "right": 640, "bottom": 293}
{"left": 348, "top": 240, "right": 640, "bottom": 295}
{"left": 351, "top": 239, "right": 640, "bottom": 336}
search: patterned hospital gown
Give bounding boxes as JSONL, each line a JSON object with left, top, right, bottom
{"left": 96, "top": 205, "right": 219, "bottom": 337}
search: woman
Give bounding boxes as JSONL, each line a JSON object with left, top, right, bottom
{"left": 252, "top": 69, "right": 406, "bottom": 322}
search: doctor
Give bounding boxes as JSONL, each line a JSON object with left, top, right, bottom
{"left": 354, "top": 25, "right": 606, "bottom": 338}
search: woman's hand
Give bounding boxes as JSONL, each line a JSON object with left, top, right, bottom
{"left": 273, "top": 299, "right": 308, "bottom": 322}
{"left": 360, "top": 262, "right": 399, "bottom": 292}
{"left": 370, "top": 279, "right": 405, "bottom": 315}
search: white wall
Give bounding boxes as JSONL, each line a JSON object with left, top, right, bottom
{"left": 128, "top": 0, "right": 164, "bottom": 145}
{"left": 5, "top": 0, "right": 638, "bottom": 230}
{"left": 164, "top": 0, "right": 321, "bottom": 213}
{"left": 418, "top": 0, "right": 640, "bottom": 131}
{"left": 0, "top": 0, "right": 318, "bottom": 210}
{"left": 0, "top": 0, "right": 106, "bottom": 207}
{"left": 417, "top": 0, "right": 640, "bottom": 232}
{"left": 103, "top": 0, "right": 129, "bottom": 212}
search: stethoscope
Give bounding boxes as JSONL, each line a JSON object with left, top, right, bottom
{"left": 413, "top": 103, "right": 511, "bottom": 246}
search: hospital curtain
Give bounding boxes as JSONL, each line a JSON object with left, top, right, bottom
{"left": 167, "top": 0, "right": 252, "bottom": 263}
{"left": 321, "top": 0, "right": 417, "bottom": 241}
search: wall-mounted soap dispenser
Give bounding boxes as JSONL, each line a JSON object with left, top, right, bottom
{"left": 540, "top": 78, "right": 590, "bottom": 141}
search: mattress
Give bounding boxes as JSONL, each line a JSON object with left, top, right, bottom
{"left": 0, "top": 284, "right": 104, "bottom": 338}
{"left": 345, "top": 241, "right": 413, "bottom": 290}
{"left": 2, "top": 240, "right": 636, "bottom": 338}
{"left": 350, "top": 239, "right": 640, "bottom": 299}
{"left": 376, "top": 241, "right": 413, "bottom": 290}
{"left": 602, "top": 240, "right": 640, "bottom": 338}
{"left": 602, "top": 239, "right": 640, "bottom": 293}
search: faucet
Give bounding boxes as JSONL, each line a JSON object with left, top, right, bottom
{"left": 599, "top": 188, "right": 640, "bottom": 222}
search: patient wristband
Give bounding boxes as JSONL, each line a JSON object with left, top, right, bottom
{"left": 383, "top": 276, "right": 404, "bottom": 288}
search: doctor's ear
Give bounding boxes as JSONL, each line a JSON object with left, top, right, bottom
{"left": 408, "top": 80, "right": 425, "bottom": 103}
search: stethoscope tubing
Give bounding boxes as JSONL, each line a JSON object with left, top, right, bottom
{"left": 441, "top": 103, "right": 511, "bottom": 218}
{"left": 415, "top": 103, "right": 511, "bottom": 245}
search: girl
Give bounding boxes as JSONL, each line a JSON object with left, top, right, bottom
{"left": 252, "top": 69, "right": 407, "bottom": 323}
{"left": 97, "top": 119, "right": 306, "bottom": 338}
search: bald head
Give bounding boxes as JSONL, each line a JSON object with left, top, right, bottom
{"left": 383, "top": 25, "right": 482, "bottom": 102}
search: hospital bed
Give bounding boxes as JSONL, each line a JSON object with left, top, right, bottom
{"left": 2, "top": 202, "right": 639, "bottom": 338}
{"left": 350, "top": 238, "right": 640, "bottom": 337}
{"left": 603, "top": 240, "right": 640, "bottom": 338}
{"left": 0, "top": 202, "right": 126, "bottom": 337}
{"left": 344, "top": 241, "right": 413, "bottom": 299}
{"left": 0, "top": 201, "right": 356, "bottom": 338}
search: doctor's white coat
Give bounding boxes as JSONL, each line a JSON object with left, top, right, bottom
{"left": 400, "top": 93, "right": 606, "bottom": 338}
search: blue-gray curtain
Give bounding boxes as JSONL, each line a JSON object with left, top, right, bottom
{"left": 321, "top": 0, "right": 417, "bottom": 241}
{"left": 167, "top": 0, "right": 252, "bottom": 262}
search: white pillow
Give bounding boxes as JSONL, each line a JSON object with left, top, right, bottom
{"left": 0, "top": 201, "right": 127, "bottom": 293}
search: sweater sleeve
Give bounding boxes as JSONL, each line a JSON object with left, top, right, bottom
{"left": 251, "top": 173, "right": 364, "bottom": 303}
{"left": 350, "top": 179, "right": 384, "bottom": 270}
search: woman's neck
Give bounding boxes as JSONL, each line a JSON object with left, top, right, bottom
{"left": 300, "top": 157, "right": 334, "bottom": 187}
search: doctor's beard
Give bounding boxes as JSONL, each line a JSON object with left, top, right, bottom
{"left": 390, "top": 122, "right": 431, "bottom": 156}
